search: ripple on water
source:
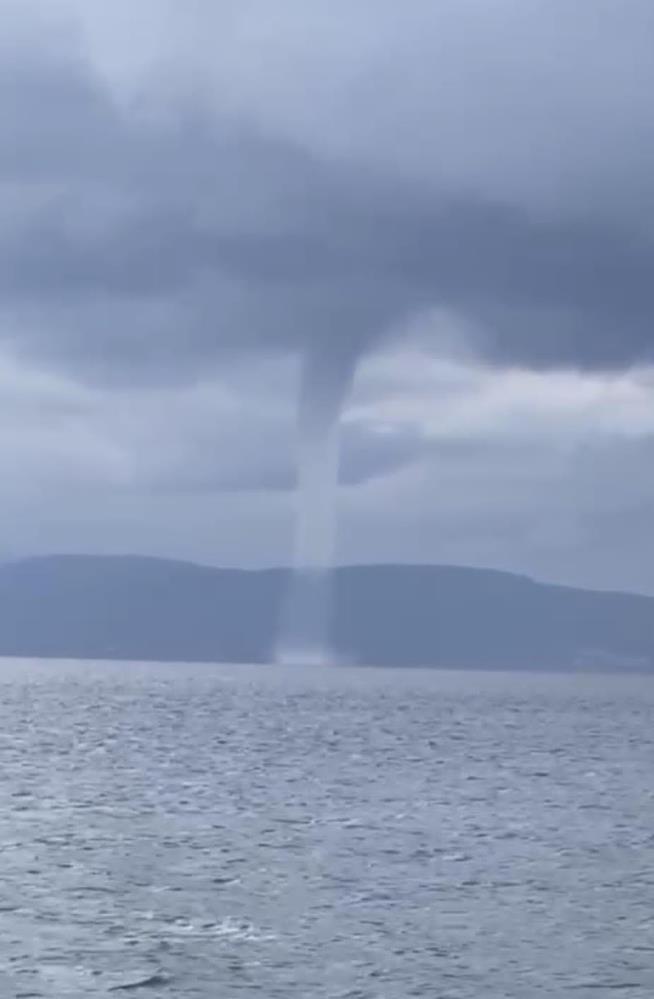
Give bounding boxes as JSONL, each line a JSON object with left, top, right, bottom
{"left": 0, "top": 659, "right": 653, "bottom": 998}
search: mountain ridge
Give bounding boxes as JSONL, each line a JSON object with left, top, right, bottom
{"left": 0, "top": 555, "right": 651, "bottom": 672}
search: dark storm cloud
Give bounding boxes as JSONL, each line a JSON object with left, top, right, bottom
{"left": 1, "top": 21, "right": 653, "bottom": 382}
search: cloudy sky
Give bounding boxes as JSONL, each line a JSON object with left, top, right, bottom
{"left": 2, "top": 0, "right": 654, "bottom": 592}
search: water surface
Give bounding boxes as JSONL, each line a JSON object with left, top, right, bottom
{"left": 0, "top": 658, "right": 652, "bottom": 997}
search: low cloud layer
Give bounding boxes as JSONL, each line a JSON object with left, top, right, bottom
{"left": 2, "top": 337, "right": 654, "bottom": 594}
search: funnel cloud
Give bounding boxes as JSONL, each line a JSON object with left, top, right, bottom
{"left": 277, "top": 344, "right": 359, "bottom": 662}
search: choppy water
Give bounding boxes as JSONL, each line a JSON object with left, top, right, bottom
{"left": 0, "top": 659, "right": 653, "bottom": 997}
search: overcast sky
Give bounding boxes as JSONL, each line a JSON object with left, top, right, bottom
{"left": 2, "top": 0, "right": 654, "bottom": 593}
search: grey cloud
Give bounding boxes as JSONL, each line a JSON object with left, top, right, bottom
{"left": 3, "top": 324, "right": 654, "bottom": 592}
{"left": 1, "top": 13, "right": 653, "bottom": 386}
{"left": 341, "top": 434, "right": 654, "bottom": 596}
{"left": 1, "top": 0, "right": 654, "bottom": 594}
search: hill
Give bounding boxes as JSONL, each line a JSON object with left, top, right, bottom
{"left": 0, "top": 555, "right": 651, "bottom": 671}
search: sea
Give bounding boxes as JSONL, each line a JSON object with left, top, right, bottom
{"left": 0, "top": 657, "right": 652, "bottom": 998}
